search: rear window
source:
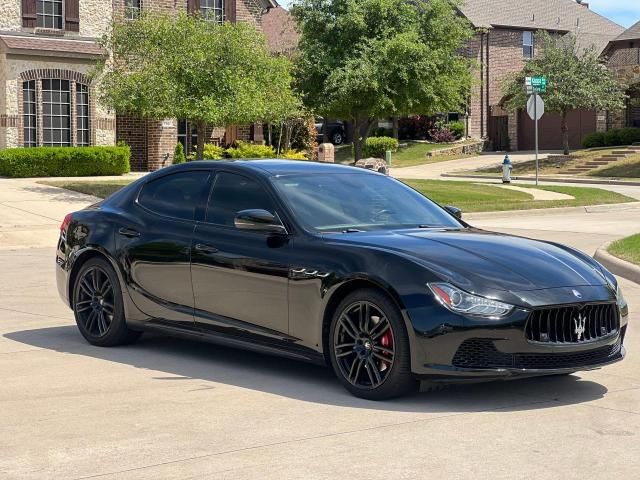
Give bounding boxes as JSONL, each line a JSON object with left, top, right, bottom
{"left": 138, "top": 171, "right": 209, "bottom": 221}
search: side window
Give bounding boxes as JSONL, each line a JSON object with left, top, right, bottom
{"left": 523, "top": 31, "right": 534, "bottom": 59}
{"left": 206, "top": 172, "right": 276, "bottom": 226}
{"left": 138, "top": 171, "right": 209, "bottom": 221}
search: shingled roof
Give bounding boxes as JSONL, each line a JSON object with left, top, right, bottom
{"left": 0, "top": 34, "right": 105, "bottom": 58}
{"left": 613, "top": 20, "right": 640, "bottom": 42}
{"left": 458, "top": 0, "right": 624, "bottom": 53}
{"left": 262, "top": 6, "right": 299, "bottom": 56}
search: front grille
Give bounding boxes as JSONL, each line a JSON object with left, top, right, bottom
{"left": 525, "top": 303, "right": 619, "bottom": 344}
{"left": 452, "top": 338, "right": 622, "bottom": 370}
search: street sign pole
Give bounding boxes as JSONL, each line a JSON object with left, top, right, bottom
{"left": 534, "top": 92, "right": 539, "bottom": 186}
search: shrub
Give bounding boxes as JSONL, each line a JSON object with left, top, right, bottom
{"left": 604, "top": 129, "right": 623, "bottom": 147}
{"left": 618, "top": 127, "right": 640, "bottom": 145}
{"left": 429, "top": 123, "right": 457, "bottom": 143}
{"left": 372, "top": 127, "right": 393, "bottom": 138}
{"left": 363, "top": 136, "right": 399, "bottom": 158}
{"left": 280, "top": 150, "right": 307, "bottom": 160}
{"left": 201, "top": 144, "right": 225, "bottom": 160}
{"left": 582, "top": 132, "right": 606, "bottom": 148}
{"left": 448, "top": 121, "right": 465, "bottom": 139}
{"left": 398, "top": 116, "right": 435, "bottom": 140}
{"left": 173, "top": 142, "right": 186, "bottom": 164}
{"left": 0, "top": 146, "right": 130, "bottom": 178}
{"left": 225, "top": 141, "right": 275, "bottom": 159}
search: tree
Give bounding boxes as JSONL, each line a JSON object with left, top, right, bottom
{"left": 503, "top": 31, "right": 625, "bottom": 155}
{"left": 94, "top": 12, "right": 298, "bottom": 159}
{"left": 291, "top": 0, "right": 473, "bottom": 162}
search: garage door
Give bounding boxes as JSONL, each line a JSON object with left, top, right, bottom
{"left": 518, "top": 109, "right": 596, "bottom": 151}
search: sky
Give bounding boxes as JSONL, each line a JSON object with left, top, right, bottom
{"left": 278, "top": 1, "right": 640, "bottom": 29}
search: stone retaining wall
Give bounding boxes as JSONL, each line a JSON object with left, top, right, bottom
{"left": 425, "top": 140, "right": 484, "bottom": 158}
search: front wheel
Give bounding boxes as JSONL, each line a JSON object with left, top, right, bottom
{"left": 331, "top": 130, "right": 344, "bottom": 145}
{"left": 73, "top": 257, "right": 141, "bottom": 347}
{"left": 329, "top": 289, "right": 417, "bottom": 400}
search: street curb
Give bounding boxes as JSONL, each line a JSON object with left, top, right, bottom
{"left": 464, "top": 201, "right": 640, "bottom": 219}
{"left": 594, "top": 242, "right": 640, "bottom": 285}
{"left": 442, "top": 173, "right": 640, "bottom": 186}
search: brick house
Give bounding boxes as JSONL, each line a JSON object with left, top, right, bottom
{"left": 0, "top": 1, "right": 276, "bottom": 171}
{"left": 603, "top": 21, "right": 640, "bottom": 129}
{"left": 458, "top": 0, "right": 624, "bottom": 151}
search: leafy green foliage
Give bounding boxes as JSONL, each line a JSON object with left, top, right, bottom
{"left": 583, "top": 128, "right": 640, "bottom": 148}
{"left": 291, "top": 0, "right": 473, "bottom": 161}
{"left": 225, "top": 141, "right": 275, "bottom": 159}
{"left": 94, "top": 12, "right": 299, "bottom": 158}
{"left": 0, "top": 146, "right": 130, "bottom": 178}
{"left": 363, "top": 136, "right": 399, "bottom": 158}
{"left": 200, "top": 144, "right": 225, "bottom": 160}
{"left": 173, "top": 142, "right": 186, "bottom": 164}
{"left": 503, "top": 32, "right": 625, "bottom": 154}
{"left": 448, "top": 121, "right": 465, "bottom": 139}
{"left": 281, "top": 150, "right": 308, "bottom": 160}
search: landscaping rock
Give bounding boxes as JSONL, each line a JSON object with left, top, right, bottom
{"left": 425, "top": 140, "right": 484, "bottom": 158}
{"left": 355, "top": 158, "right": 389, "bottom": 175}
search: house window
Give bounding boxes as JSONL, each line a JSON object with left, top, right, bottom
{"left": 523, "top": 31, "right": 534, "bottom": 59}
{"left": 42, "top": 79, "right": 71, "bottom": 146}
{"left": 200, "top": 0, "right": 224, "bottom": 24}
{"left": 76, "top": 84, "right": 90, "bottom": 146}
{"left": 178, "top": 120, "right": 198, "bottom": 157}
{"left": 125, "top": 0, "right": 142, "bottom": 20}
{"left": 23, "top": 81, "right": 37, "bottom": 148}
{"left": 36, "top": 0, "right": 64, "bottom": 29}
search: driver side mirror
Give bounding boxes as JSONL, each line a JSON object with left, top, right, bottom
{"left": 234, "top": 209, "right": 287, "bottom": 234}
{"left": 445, "top": 205, "right": 462, "bottom": 219}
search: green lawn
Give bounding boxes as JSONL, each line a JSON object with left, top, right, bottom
{"left": 402, "top": 179, "right": 635, "bottom": 213}
{"left": 40, "top": 179, "right": 134, "bottom": 199}
{"left": 608, "top": 234, "right": 640, "bottom": 265}
{"left": 336, "top": 141, "right": 476, "bottom": 167}
{"left": 41, "top": 177, "right": 634, "bottom": 214}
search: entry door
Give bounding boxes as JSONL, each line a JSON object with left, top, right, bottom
{"left": 119, "top": 170, "right": 211, "bottom": 328}
{"left": 191, "top": 171, "right": 290, "bottom": 337}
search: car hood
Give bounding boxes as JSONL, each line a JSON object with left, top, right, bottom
{"left": 327, "top": 228, "right": 607, "bottom": 295}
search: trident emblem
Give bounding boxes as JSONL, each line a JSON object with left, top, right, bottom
{"left": 574, "top": 314, "right": 586, "bottom": 341}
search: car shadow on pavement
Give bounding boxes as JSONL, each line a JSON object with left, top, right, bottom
{"left": 5, "top": 325, "right": 609, "bottom": 413}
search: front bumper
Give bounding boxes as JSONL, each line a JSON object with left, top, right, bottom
{"left": 406, "top": 301, "right": 628, "bottom": 381}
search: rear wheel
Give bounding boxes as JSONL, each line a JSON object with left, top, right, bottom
{"left": 73, "top": 257, "right": 141, "bottom": 347}
{"left": 331, "top": 130, "right": 344, "bottom": 145}
{"left": 329, "top": 289, "right": 417, "bottom": 400}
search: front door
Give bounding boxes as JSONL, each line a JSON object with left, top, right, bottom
{"left": 191, "top": 171, "right": 290, "bottom": 338}
{"left": 119, "top": 170, "right": 211, "bottom": 328}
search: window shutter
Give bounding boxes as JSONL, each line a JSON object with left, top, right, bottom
{"left": 65, "top": 0, "right": 80, "bottom": 32}
{"left": 187, "top": 0, "right": 200, "bottom": 14}
{"left": 225, "top": 0, "right": 236, "bottom": 23}
{"left": 22, "top": 0, "right": 37, "bottom": 28}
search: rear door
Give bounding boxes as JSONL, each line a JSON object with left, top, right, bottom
{"left": 191, "top": 171, "right": 291, "bottom": 338}
{"left": 118, "top": 169, "right": 211, "bottom": 328}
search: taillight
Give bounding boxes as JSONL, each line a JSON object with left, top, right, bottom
{"left": 60, "top": 213, "right": 73, "bottom": 235}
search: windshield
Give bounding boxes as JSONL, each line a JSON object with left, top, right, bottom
{"left": 272, "top": 173, "right": 462, "bottom": 232}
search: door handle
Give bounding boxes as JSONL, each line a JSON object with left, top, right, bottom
{"left": 195, "top": 243, "right": 219, "bottom": 254}
{"left": 118, "top": 227, "right": 140, "bottom": 238}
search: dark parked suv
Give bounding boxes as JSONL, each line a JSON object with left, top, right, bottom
{"left": 315, "top": 117, "right": 346, "bottom": 145}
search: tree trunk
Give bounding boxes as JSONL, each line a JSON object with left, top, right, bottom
{"left": 267, "top": 123, "right": 272, "bottom": 146}
{"left": 352, "top": 116, "right": 376, "bottom": 164}
{"left": 561, "top": 110, "right": 570, "bottom": 155}
{"left": 196, "top": 121, "right": 206, "bottom": 160}
{"left": 392, "top": 117, "right": 399, "bottom": 140}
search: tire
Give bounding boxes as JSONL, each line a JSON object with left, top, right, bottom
{"left": 329, "top": 288, "right": 418, "bottom": 400}
{"left": 72, "top": 257, "right": 141, "bottom": 347}
{"left": 331, "top": 130, "right": 344, "bottom": 146}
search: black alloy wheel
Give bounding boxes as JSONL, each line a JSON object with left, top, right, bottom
{"left": 330, "top": 289, "right": 417, "bottom": 400}
{"left": 331, "top": 131, "right": 344, "bottom": 145}
{"left": 73, "top": 258, "right": 141, "bottom": 347}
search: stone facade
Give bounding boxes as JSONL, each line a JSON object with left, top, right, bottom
{"left": 0, "top": 1, "right": 115, "bottom": 150}
{"left": 606, "top": 41, "right": 640, "bottom": 129}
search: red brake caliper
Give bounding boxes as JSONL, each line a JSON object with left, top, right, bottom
{"left": 379, "top": 330, "right": 393, "bottom": 369}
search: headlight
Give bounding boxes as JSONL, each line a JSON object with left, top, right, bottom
{"left": 428, "top": 283, "right": 514, "bottom": 318}
{"left": 617, "top": 283, "right": 626, "bottom": 307}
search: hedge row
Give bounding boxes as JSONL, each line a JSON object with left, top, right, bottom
{"left": 363, "top": 136, "right": 399, "bottom": 158}
{"left": 583, "top": 127, "right": 640, "bottom": 149}
{"left": 0, "top": 146, "right": 131, "bottom": 178}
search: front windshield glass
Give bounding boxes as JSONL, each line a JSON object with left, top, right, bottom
{"left": 272, "top": 173, "right": 462, "bottom": 232}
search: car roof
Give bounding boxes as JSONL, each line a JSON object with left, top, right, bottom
{"left": 172, "top": 159, "right": 372, "bottom": 177}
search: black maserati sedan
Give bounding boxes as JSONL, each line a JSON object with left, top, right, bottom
{"left": 56, "top": 160, "right": 628, "bottom": 399}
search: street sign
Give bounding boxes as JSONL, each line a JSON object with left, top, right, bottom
{"left": 527, "top": 94, "right": 545, "bottom": 121}
{"left": 525, "top": 76, "right": 547, "bottom": 94}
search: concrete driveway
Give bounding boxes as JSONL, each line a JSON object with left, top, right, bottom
{"left": 0, "top": 181, "right": 639, "bottom": 479}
